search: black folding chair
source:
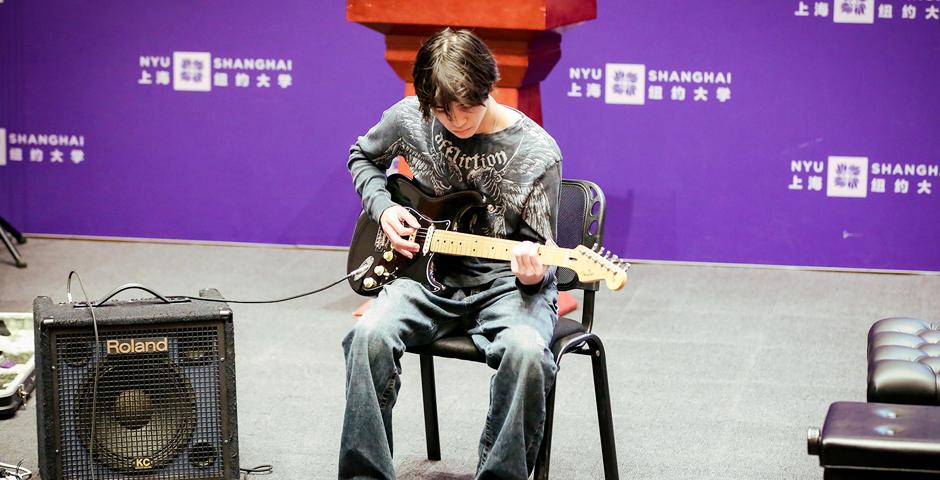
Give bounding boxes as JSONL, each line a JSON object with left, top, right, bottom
{"left": 408, "top": 179, "right": 619, "bottom": 479}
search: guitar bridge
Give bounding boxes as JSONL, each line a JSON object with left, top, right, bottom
{"left": 374, "top": 229, "right": 389, "bottom": 251}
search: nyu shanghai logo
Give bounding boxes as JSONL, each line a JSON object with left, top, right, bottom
{"left": 791, "top": 155, "right": 936, "bottom": 197}
{"left": 605, "top": 64, "right": 646, "bottom": 105}
{"left": 827, "top": 156, "right": 869, "bottom": 197}
{"left": 569, "top": 63, "right": 732, "bottom": 106}
{"left": 834, "top": 0, "right": 874, "bottom": 23}
{"left": 139, "top": 51, "right": 294, "bottom": 93}
{"left": 173, "top": 52, "right": 212, "bottom": 92}
{"left": 795, "top": 0, "right": 939, "bottom": 23}
{"left": 1, "top": 129, "right": 87, "bottom": 167}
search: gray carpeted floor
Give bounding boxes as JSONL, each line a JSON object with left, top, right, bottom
{"left": 1, "top": 237, "right": 938, "bottom": 479}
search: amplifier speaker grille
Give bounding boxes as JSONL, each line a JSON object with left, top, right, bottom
{"left": 54, "top": 325, "right": 223, "bottom": 479}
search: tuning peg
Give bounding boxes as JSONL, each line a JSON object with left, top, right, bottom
{"left": 591, "top": 243, "right": 599, "bottom": 252}
{"left": 604, "top": 251, "right": 612, "bottom": 259}
{"left": 611, "top": 254, "right": 619, "bottom": 263}
{"left": 598, "top": 247, "right": 606, "bottom": 256}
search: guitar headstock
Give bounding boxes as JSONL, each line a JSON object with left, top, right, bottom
{"left": 568, "top": 245, "right": 630, "bottom": 291}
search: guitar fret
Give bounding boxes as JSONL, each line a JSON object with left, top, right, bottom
{"left": 433, "top": 237, "right": 511, "bottom": 257}
{"left": 435, "top": 232, "right": 503, "bottom": 260}
{"left": 431, "top": 230, "right": 572, "bottom": 264}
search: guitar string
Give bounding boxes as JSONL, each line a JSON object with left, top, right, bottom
{"left": 403, "top": 228, "right": 571, "bottom": 261}
{"left": 386, "top": 227, "right": 627, "bottom": 282}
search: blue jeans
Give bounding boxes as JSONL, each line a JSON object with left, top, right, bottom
{"left": 338, "top": 275, "right": 559, "bottom": 480}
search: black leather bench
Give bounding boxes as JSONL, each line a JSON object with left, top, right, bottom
{"left": 868, "top": 317, "right": 940, "bottom": 405}
{"left": 808, "top": 317, "right": 940, "bottom": 479}
{"left": 808, "top": 401, "right": 940, "bottom": 479}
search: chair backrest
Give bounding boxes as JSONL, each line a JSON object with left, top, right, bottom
{"left": 556, "top": 179, "right": 607, "bottom": 293}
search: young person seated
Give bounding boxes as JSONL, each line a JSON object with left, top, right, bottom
{"left": 341, "top": 28, "right": 562, "bottom": 480}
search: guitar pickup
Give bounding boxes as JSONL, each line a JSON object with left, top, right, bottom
{"left": 422, "top": 225, "right": 435, "bottom": 255}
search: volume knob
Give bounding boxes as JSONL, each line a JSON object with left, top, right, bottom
{"left": 362, "top": 278, "right": 377, "bottom": 289}
{"left": 374, "top": 266, "right": 386, "bottom": 276}
{"left": 383, "top": 250, "right": 395, "bottom": 262}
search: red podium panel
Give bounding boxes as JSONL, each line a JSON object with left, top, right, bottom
{"left": 347, "top": 0, "right": 597, "bottom": 31}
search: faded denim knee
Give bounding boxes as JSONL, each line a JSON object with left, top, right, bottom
{"left": 489, "top": 327, "right": 556, "bottom": 388}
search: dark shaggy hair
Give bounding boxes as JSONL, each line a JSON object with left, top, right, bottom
{"left": 412, "top": 28, "right": 500, "bottom": 121}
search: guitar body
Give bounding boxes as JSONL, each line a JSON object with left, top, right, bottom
{"left": 347, "top": 174, "right": 485, "bottom": 296}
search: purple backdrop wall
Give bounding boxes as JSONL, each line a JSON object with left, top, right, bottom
{"left": 2, "top": 1, "right": 938, "bottom": 271}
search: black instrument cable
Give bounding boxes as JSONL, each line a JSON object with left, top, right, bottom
{"left": 240, "top": 464, "right": 273, "bottom": 478}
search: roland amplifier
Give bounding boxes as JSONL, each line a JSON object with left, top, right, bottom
{"left": 33, "top": 288, "right": 239, "bottom": 480}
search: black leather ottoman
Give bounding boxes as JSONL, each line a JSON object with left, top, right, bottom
{"left": 868, "top": 317, "right": 940, "bottom": 405}
{"left": 808, "top": 401, "right": 940, "bottom": 479}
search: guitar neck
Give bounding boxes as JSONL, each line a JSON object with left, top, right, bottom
{"left": 430, "top": 230, "right": 572, "bottom": 267}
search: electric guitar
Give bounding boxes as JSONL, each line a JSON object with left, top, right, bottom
{"left": 346, "top": 174, "right": 629, "bottom": 295}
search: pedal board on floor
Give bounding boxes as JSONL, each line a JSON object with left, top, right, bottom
{"left": 0, "top": 313, "right": 36, "bottom": 417}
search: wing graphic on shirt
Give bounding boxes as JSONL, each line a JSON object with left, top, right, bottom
{"left": 397, "top": 109, "right": 453, "bottom": 195}
{"left": 501, "top": 125, "right": 558, "bottom": 176}
{"left": 370, "top": 138, "right": 405, "bottom": 170}
{"left": 520, "top": 181, "right": 554, "bottom": 243}
{"left": 464, "top": 122, "right": 560, "bottom": 239}
{"left": 494, "top": 179, "right": 553, "bottom": 242}
{"left": 466, "top": 167, "right": 507, "bottom": 235}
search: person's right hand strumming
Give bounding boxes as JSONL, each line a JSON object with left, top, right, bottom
{"left": 380, "top": 205, "right": 421, "bottom": 259}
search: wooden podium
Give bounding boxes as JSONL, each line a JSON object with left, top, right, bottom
{"left": 347, "top": 0, "right": 596, "bottom": 125}
{"left": 347, "top": 0, "right": 596, "bottom": 316}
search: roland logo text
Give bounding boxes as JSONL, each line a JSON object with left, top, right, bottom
{"left": 106, "top": 337, "right": 169, "bottom": 355}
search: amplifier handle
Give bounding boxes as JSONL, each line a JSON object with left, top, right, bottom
{"left": 78, "top": 283, "right": 182, "bottom": 307}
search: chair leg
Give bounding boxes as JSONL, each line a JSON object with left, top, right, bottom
{"left": 534, "top": 381, "right": 558, "bottom": 480}
{"left": 419, "top": 354, "right": 441, "bottom": 460}
{"left": 590, "top": 338, "right": 619, "bottom": 480}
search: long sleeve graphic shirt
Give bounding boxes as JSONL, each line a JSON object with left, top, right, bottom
{"left": 348, "top": 96, "right": 562, "bottom": 288}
